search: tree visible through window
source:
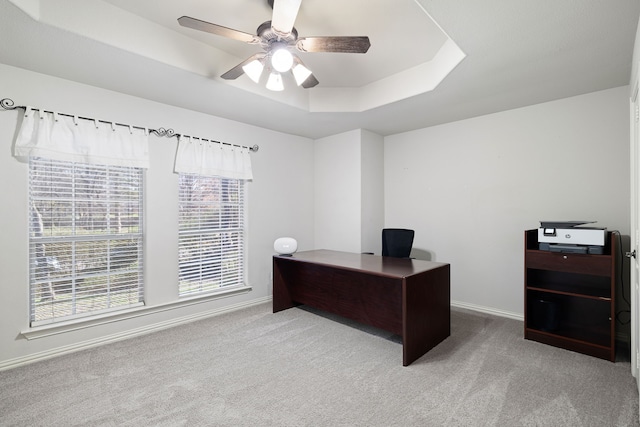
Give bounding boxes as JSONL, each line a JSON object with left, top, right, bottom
{"left": 178, "top": 174, "right": 245, "bottom": 296}
{"left": 29, "top": 158, "right": 144, "bottom": 326}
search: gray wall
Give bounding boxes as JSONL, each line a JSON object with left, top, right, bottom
{"left": 313, "top": 129, "right": 384, "bottom": 254}
{"left": 384, "top": 87, "right": 630, "bottom": 317}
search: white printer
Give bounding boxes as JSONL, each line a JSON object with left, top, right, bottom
{"left": 538, "top": 221, "right": 606, "bottom": 254}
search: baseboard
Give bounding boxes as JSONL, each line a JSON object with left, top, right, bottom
{"left": 451, "top": 300, "right": 524, "bottom": 321}
{"left": 0, "top": 296, "right": 272, "bottom": 372}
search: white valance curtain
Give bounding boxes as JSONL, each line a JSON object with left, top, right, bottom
{"left": 12, "top": 106, "right": 254, "bottom": 178}
{"left": 174, "top": 136, "right": 253, "bottom": 180}
{"left": 14, "top": 108, "right": 150, "bottom": 168}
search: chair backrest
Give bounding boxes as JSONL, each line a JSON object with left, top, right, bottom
{"left": 381, "top": 228, "right": 414, "bottom": 258}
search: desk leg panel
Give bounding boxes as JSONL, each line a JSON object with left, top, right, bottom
{"left": 272, "top": 257, "right": 402, "bottom": 334}
{"left": 402, "top": 264, "right": 451, "bottom": 366}
{"left": 273, "top": 257, "right": 299, "bottom": 312}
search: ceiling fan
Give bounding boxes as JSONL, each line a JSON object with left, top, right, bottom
{"left": 178, "top": 0, "right": 371, "bottom": 90}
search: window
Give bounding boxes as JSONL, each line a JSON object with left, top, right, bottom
{"left": 178, "top": 174, "right": 245, "bottom": 297}
{"left": 29, "top": 157, "right": 144, "bottom": 326}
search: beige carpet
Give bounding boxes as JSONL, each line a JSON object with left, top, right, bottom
{"left": 0, "top": 303, "right": 638, "bottom": 426}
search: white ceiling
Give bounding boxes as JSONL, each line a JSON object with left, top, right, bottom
{"left": 0, "top": 0, "right": 639, "bottom": 139}
{"left": 105, "top": 0, "right": 451, "bottom": 88}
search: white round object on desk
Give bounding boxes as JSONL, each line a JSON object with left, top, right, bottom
{"left": 274, "top": 237, "right": 297, "bottom": 255}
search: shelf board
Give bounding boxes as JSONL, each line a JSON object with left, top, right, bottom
{"left": 525, "top": 327, "right": 610, "bottom": 348}
{"left": 527, "top": 285, "right": 611, "bottom": 300}
{"left": 525, "top": 328, "right": 613, "bottom": 360}
{"left": 524, "top": 248, "right": 612, "bottom": 258}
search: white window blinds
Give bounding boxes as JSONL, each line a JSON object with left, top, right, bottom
{"left": 29, "top": 157, "right": 144, "bottom": 326}
{"left": 178, "top": 174, "right": 245, "bottom": 297}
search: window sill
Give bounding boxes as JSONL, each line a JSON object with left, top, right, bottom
{"left": 21, "top": 285, "right": 252, "bottom": 340}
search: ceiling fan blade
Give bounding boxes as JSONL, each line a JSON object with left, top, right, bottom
{"left": 178, "top": 16, "right": 261, "bottom": 44}
{"left": 271, "top": 0, "right": 302, "bottom": 37}
{"left": 220, "top": 53, "right": 266, "bottom": 80}
{"left": 301, "top": 74, "right": 319, "bottom": 89}
{"left": 296, "top": 36, "right": 371, "bottom": 53}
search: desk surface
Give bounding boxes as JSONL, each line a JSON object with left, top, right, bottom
{"left": 273, "top": 249, "right": 451, "bottom": 366}
{"left": 277, "top": 249, "right": 448, "bottom": 278}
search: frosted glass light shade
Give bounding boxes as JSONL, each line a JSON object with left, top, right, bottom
{"left": 292, "top": 63, "right": 312, "bottom": 86}
{"left": 242, "top": 59, "right": 264, "bottom": 83}
{"left": 266, "top": 72, "right": 284, "bottom": 91}
{"left": 274, "top": 237, "right": 298, "bottom": 255}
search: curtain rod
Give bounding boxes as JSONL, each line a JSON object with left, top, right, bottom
{"left": 0, "top": 98, "right": 259, "bottom": 152}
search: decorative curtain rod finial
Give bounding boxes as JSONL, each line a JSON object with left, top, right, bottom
{"left": 1, "top": 98, "right": 16, "bottom": 110}
{"left": 151, "top": 127, "right": 176, "bottom": 138}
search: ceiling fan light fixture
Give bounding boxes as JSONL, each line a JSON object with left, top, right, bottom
{"left": 178, "top": 0, "right": 372, "bottom": 91}
{"left": 271, "top": 47, "right": 294, "bottom": 73}
{"left": 242, "top": 59, "right": 264, "bottom": 83}
{"left": 292, "top": 63, "right": 312, "bottom": 86}
{"left": 266, "top": 72, "right": 284, "bottom": 91}
{"left": 271, "top": 0, "right": 302, "bottom": 37}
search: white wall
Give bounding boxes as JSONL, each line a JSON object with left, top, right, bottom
{"left": 314, "top": 129, "right": 362, "bottom": 252}
{"left": 0, "top": 64, "right": 314, "bottom": 368}
{"left": 385, "top": 87, "right": 631, "bottom": 317}
{"left": 628, "top": 16, "right": 640, "bottom": 383}
{"left": 360, "top": 129, "right": 384, "bottom": 254}
{"left": 314, "top": 129, "right": 384, "bottom": 253}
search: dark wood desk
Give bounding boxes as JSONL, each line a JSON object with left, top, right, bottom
{"left": 273, "top": 250, "right": 450, "bottom": 366}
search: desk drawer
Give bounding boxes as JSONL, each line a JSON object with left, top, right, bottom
{"left": 526, "top": 250, "right": 611, "bottom": 276}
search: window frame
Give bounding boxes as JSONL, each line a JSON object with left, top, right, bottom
{"left": 177, "top": 173, "right": 247, "bottom": 298}
{"left": 28, "top": 157, "right": 145, "bottom": 327}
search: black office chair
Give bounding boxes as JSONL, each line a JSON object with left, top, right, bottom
{"left": 381, "top": 228, "right": 414, "bottom": 258}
